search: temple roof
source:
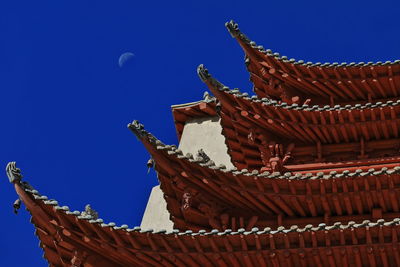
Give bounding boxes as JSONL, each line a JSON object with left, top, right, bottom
{"left": 128, "top": 120, "right": 400, "bottom": 230}
{"left": 199, "top": 64, "right": 400, "bottom": 145}
{"left": 9, "top": 20, "right": 400, "bottom": 266}
{"left": 8, "top": 161, "right": 400, "bottom": 266}
{"left": 129, "top": 119, "right": 400, "bottom": 177}
{"left": 195, "top": 65, "right": 400, "bottom": 171}
{"left": 225, "top": 20, "right": 400, "bottom": 103}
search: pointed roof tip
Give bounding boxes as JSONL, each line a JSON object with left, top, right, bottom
{"left": 127, "top": 119, "right": 143, "bottom": 129}
{"left": 225, "top": 20, "right": 240, "bottom": 38}
{"left": 127, "top": 120, "right": 147, "bottom": 139}
{"left": 197, "top": 65, "right": 227, "bottom": 92}
{"left": 197, "top": 64, "right": 211, "bottom": 82}
{"left": 127, "top": 120, "right": 141, "bottom": 129}
{"left": 6, "top": 161, "right": 23, "bottom": 184}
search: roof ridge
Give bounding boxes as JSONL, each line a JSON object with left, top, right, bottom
{"left": 171, "top": 100, "right": 206, "bottom": 109}
{"left": 197, "top": 64, "right": 400, "bottom": 111}
{"left": 225, "top": 20, "right": 400, "bottom": 68}
{"left": 8, "top": 166, "right": 400, "bottom": 236}
{"left": 126, "top": 120, "right": 400, "bottom": 180}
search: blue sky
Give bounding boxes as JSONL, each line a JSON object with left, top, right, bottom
{"left": 1, "top": 0, "right": 400, "bottom": 265}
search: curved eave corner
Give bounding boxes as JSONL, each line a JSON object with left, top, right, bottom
{"left": 225, "top": 20, "right": 400, "bottom": 70}
{"left": 7, "top": 161, "right": 400, "bottom": 266}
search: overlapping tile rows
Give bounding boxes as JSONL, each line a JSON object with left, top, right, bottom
{"left": 8, "top": 19, "right": 400, "bottom": 266}
{"left": 225, "top": 20, "right": 400, "bottom": 103}
{"left": 197, "top": 64, "right": 400, "bottom": 170}
{"left": 127, "top": 120, "right": 400, "bottom": 231}
{"left": 9, "top": 163, "right": 400, "bottom": 266}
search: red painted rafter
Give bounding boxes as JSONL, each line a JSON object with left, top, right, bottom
{"left": 9, "top": 165, "right": 400, "bottom": 267}
{"left": 127, "top": 121, "right": 400, "bottom": 231}
{"left": 225, "top": 21, "right": 400, "bottom": 104}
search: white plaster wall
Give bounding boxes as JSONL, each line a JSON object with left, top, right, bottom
{"left": 140, "top": 116, "right": 234, "bottom": 231}
{"left": 178, "top": 116, "right": 234, "bottom": 169}
{"left": 140, "top": 185, "right": 174, "bottom": 231}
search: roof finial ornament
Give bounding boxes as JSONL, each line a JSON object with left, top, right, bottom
{"left": 146, "top": 158, "right": 155, "bottom": 174}
{"left": 197, "top": 65, "right": 225, "bottom": 89}
{"left": 6, "top": 162, "right": 23, "bottom": 183}
{"left": 197, "top": 64, "right": 211, "bottom": 82}
{"left": 127, "top": 120, "right": 146, "bottom": 139}
{"left": 196, "top": 149, "right": 211, "bottom": 163}
{"left": 203, "top": 91, "right": 215, "bottom": 103}
{"left": 225, "top": 20, "right": 240, "bottom": 38}
{"left": 81, "top": 204, "right": 98, "bottom": 219}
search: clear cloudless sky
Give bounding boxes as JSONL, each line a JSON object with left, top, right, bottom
{"left": 1, "top": 0, "right": 400, "bottom": 265}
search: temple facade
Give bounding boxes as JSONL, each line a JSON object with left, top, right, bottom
{"left": 7, "top": 21, "right": 400, "bottom": 266}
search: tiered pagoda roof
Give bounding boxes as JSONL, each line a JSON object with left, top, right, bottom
{"left": 7, "top": 21, "right": 400, "bottom": 266}
{"left": 8, "top": 162, "right": 400, "bottom": 267}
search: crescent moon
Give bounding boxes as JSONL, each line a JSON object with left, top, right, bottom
{"left": 118, "top": 52, "right": 135, "bottom": 68}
